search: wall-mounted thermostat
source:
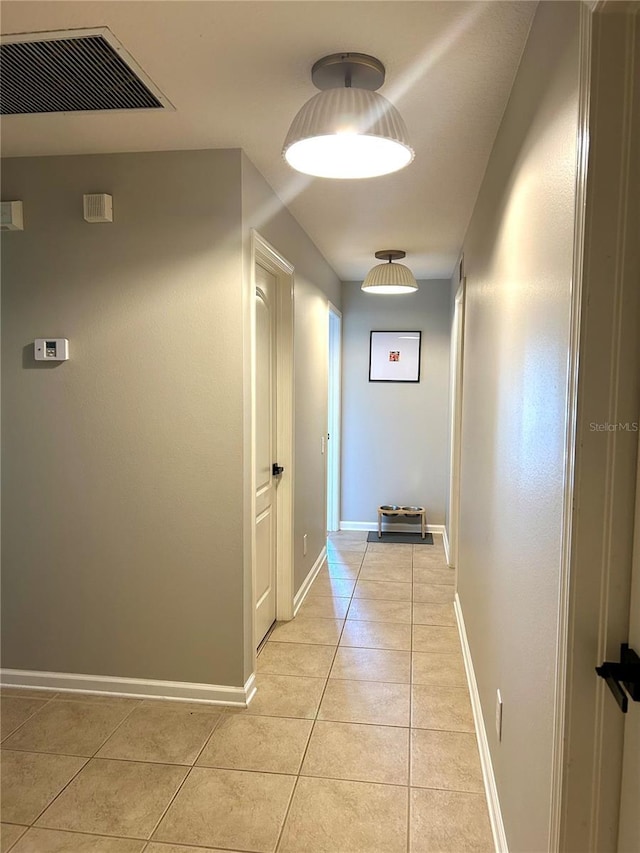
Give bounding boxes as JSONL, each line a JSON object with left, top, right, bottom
{"left": 34, "top": 339, "right": 69, "bottom": 361}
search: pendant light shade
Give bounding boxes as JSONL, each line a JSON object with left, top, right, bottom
{"left": 362, "top": 251, "right": 418, "bottom": 295}
{"left": 283, "top": 53, "right": 414, "bottom": 180}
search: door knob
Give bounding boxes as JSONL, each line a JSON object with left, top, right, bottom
{"left": 596, "top": 643, "right": 640, "bottom": 713}
{"left": 272, "top": 463, "right": 284, "bottom": 476}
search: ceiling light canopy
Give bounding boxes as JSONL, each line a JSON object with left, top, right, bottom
{"left": 283, "top": 53, "right": 414, "bottom": 180}
{"left": 362, "top": 251, "right": 418, "bottom": 295}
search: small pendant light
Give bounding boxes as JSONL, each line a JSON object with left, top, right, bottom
{"left": 283, "top": 53, "right": 414, "bottom": 180}
{"left": 361, "top": 250, "right": 418, "bottom": 295}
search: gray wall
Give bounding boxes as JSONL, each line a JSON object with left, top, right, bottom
{"left": 1, "top": 150, "right": 247, "bottom": 687}
{"left": 457, "top": 2, "right": 581, "bottom": 850}
{"left": 340, "top": 279, "right": 451, "bottom": 526}
{"left": 2, "top": 148, "right": 340, "bottom": 692}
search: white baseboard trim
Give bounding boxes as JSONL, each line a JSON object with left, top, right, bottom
{"left": 454, "top": 593, "right": 508, "bottom": 853}
{"left": 244, "top": 672, "right": 257, "bottom": 706}
{"left": 340, "top": 521, "right": 445, "bottom": 535}
{"left": 443, "top": 526, "right": 451, "bottom": 565}
{"left": 0, "top": 668, "right": 255, "bottom": 708}
{"left": 293, "top": 546, "right": 327, "bottom": 616}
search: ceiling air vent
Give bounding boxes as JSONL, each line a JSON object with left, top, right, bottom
{"left": 0, "top": 27, "right": 173, "bottom": 115}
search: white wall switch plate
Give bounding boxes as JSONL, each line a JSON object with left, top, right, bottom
{"left": 496, "top": 689, "right": 503, "bottom": 741}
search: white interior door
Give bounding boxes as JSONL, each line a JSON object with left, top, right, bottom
{"left": 558, "top": 7, "right": 639, "bottom": 847}
{"left": 327, "top": 305, "right": 342, "bottom": 533}
{"left": 254, "top": 262, "right": 278, "bottom": 645}
{"left": 618, "top": 448, "right": 640, "bottom": 852}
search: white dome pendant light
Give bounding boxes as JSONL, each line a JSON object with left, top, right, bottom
{"left": 362, "top": 250, "right": 418, "bottom": 295}
{"left": 283, "top": 53, "right": 414, "bottom": 179}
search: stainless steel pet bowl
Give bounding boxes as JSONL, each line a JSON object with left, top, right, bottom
{"left": 401, "top": 506, "right": 424, "bottom": 517}
{"left": 379, "top": 505, "right": 401, "bottom": 516}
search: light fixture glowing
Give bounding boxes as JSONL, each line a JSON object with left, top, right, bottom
{"left": 283, "top": 53, "right": 414, "bottom": 180}
{"left": 362, "top": 251, "right": 418, "bottom": 295}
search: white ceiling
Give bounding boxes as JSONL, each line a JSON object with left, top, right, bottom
{"left": 1, "top": 1, "right": 536, "bottom": 280}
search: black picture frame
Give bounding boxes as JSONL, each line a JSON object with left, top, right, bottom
{"left": 369, "top": 330, "right": 422, "bottom": 382}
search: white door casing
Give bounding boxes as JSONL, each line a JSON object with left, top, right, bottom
{"left": 557, "top": 5, "right": 640, "bottom": 851}
{"left": 618, "top": 448, "right": 640, "bottom": 852}
{"left": 614, "top": 5, "right": 640, "bottom": 844}
{"left": 254, "top": 263, "right": 278, "bottom": 645}
{"left": 448, "top": 273, "right": 466, "bottom": 569}
{"left": 250, "top": 231, "right": 294, "bottom": 657}
{"left": 327, "top": 304, "right": 342, "bottom": 533}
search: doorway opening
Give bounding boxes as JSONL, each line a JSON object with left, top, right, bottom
{"left": 327, "top": 304, "right": 342, "bottom": 533}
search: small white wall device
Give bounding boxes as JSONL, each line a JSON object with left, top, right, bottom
{"left": 34, "top": 339, "right": 69, "bottom": 361}
{"left": 83, "top": 193, "right": 113, "bottom": 223}
{"left": 1, "top": 201, "right": 24, "bottom": 231}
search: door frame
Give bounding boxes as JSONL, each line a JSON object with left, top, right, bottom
{"left": 250, "top": 230, "right": 295, "bottom": 661}
{"left": 327, "top": 303, "right": 342, "bottom": 533}
{"left": 447, "top": 267, "right": 466, "bottom": 569}
{"left": 618, "top": 448, "right": 640, "bottom": 850}
{"left": 553, "top": 3, "right": 640, "bottom": 850}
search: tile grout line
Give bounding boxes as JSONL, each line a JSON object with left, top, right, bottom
{"left": 1, "top": 746, "right": 227, "bottom": 766}
{"left": 327, "top": 538, "right": 414, "bottom": 851}
{"left": 87, "top": 699, "right": 145, "bottom": 758}
{"left": 273, "top": 539, "right": 366, "bottom": 853}
{"left": 2, "top": 826, "right": 28, "bottom": 853}
{"left": 334, "top": 537, "right": 421, "bottom": 853}
{"left": 407, "top": 542, "right": 416, "bottom": 853}
{"left": 16, "top": 699, "right": 211, "bottom": 843}
{"left": 9, "top": 697, "right": 143, "bottom": 832}
{"left": 22, "top": 756, "right": 91, "bottom": 832}
{"left": 144, "top": 708, "right": 228, "bottom": 844}
{"left": 10, "top": 823, "right": 153, "bottom": 847}
{"left": 144, "top": 762, "right": 194, "bottom": 843}
{"left": 0, "top": 692, "right": 59, "bottom": 744}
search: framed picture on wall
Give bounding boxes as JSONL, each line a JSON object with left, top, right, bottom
{"left": 369, "top": 331, "right": 422, "bottom": 382}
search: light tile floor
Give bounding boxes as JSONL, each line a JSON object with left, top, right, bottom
{"left": 0, "top": 532, "right": 494, "bottom": 852}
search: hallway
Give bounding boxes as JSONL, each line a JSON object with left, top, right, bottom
{"left": 1, "top": 531, "right": 493, "bottom": 852}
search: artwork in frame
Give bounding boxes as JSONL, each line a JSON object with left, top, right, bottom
{"left": 369, "top": 331, "right": 422, "bottom": 382}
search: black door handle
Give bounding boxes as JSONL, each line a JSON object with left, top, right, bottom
{"left": 272, "top": 463, "right": 284, "bottom": 476}
{"left": 596, "top": 644, "right": 640, "bottom": 713}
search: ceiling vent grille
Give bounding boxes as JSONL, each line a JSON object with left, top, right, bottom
{"left": 0, "top": 28, "right": 171, "bottom": 115}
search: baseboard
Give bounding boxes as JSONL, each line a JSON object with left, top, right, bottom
{"left": 293, "top": 546, "right": 327, "bottom": 616}
{"left": 454, "top": 593, "right": 509, "bottom": 853}
{"left": 0, "top": 668, "right": 256, "bottom": 707}
{"left": 244, "top": 672, "right": 257, "bottom": 706}
{"left": 340, "top": 521, "right": 445, "bottom": 535}
{"left": 443, "top": 526, "right": 451, "bottom": 565}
